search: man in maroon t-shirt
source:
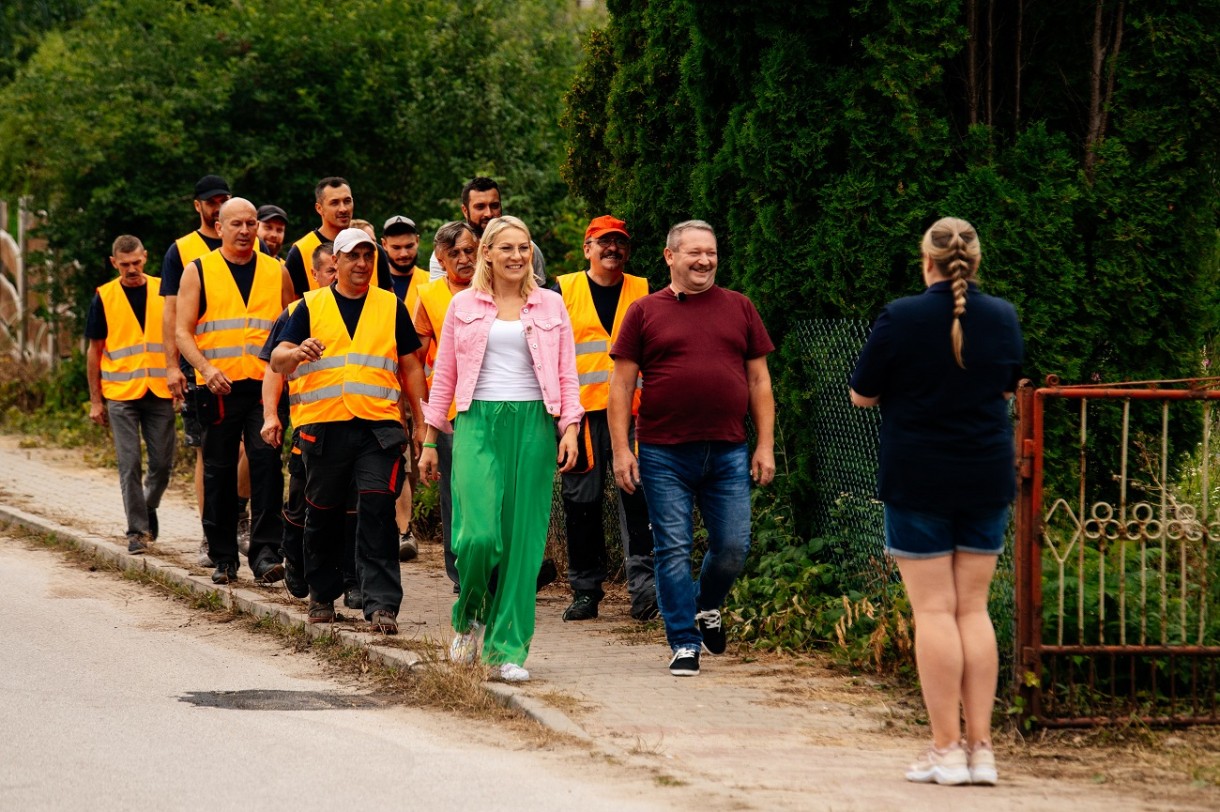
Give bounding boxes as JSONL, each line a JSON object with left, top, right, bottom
{"left": 608, "top": 219, "right": 776, "bottom": 678}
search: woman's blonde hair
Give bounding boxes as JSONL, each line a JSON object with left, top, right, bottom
{"left": 921, "top": 216, "right": 981, "bottom": 369}
{"left": 472, "top": 215, "right": 536, "bottom": 298}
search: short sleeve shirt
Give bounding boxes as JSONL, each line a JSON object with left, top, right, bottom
{"left": 612, "top": 285, "right": 773, "bottom": 444}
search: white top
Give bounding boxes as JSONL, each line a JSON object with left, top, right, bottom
{"left": 472, "top": 318, "right": 544, "bottom": 402}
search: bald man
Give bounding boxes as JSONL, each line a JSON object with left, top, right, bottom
{"left": 177, "top": 197, "right": 286, "bottom": 586}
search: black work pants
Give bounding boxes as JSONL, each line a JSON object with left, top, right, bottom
{"left": 283, "top": 440, "right": 357, "bottom": 587}
{"left": 201, "top": 384, "right": 284, "bottom": 570}
{"left": 300, "top": 420, "right": 406, "bottom": 618}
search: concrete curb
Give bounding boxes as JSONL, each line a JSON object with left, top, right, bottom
{"left": 0, "top": 503, "right": 588, "bottom": 739}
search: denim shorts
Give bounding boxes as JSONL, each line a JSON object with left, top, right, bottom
{"left": 884, "top": 503, "right": 1009, "bottom": 559}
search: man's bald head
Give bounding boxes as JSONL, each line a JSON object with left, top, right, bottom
{"left": 217, "top": 197, "right": 259, "bottom": 258}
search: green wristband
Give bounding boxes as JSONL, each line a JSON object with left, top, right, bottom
{"left": 422, "top": 442, "right": 438, "bottom": 449}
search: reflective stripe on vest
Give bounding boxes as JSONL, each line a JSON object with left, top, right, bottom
{"left": 292, "top": 286, "right": 403, "bottom": 425}
{"left": 193, "top": 249, "right": 282, "bottom": 384}
{"left": 97, "top": 276, "right": 171, "bottom": 401}
{"left": 557, "top": 271, "right": 648, "bottom": 412}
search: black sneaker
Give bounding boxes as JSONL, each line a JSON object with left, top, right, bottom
{"left": 535, "top": 558, "right": 558, "bottom": 592}
{"left": 562, "top": 591, "right": 600, "bottom": 622}
{"left": 668, "top": 647, "right": 700, "bottom": 676}
{"left": 146, "top": 508, "right": 159, "bottom": 541}
{"left": 253, "top": 557, "right": 285, "bottom": 585}
{"left": 344, "top": 587, "right": 364, "bottom": 610}
{"left": 212, "top": 562, "right": 237, "bottom": 584}
{"left": 398, "top": 532, "right": 418, "bottom": 562}
{"left": 283, "top": 562, "right": 308, "bottom": 599}
{"left": 696, "top": 608, "right": 727, "bottom": 654}
{"left": 127, "top": 534, "right": 148, "bottom": 555}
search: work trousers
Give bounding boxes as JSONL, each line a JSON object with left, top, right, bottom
{"left": 451, "top": 401, "right": 556, "bottom": 666}
{"left": 200, "top": 385, "right": 284, "bottom": 569}
{"left": 106, "top": 394, "right": 176, "bottom": 537}
{"left": 283, "top": 441, "right": 357, "bottom": 588}
{"left": 561, "top": 410, "right": 655, "bottom": 609}
{"left": 300, "top": 420, "right": 406, "bottom": 618}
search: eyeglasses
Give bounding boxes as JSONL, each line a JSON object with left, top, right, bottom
{"left": 589, "top": 235, "right": 630, "bottom": 248}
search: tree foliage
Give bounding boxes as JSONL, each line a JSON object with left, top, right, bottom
{"left": 0, "top": 0, "right": 590, "bottom": 320}
{"left": 565, "top": 0, "right": 1220, "bottom": 533}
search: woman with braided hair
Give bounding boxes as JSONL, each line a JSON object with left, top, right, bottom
{"left": 850, "top": 217, "right": 1023, "bottom": 786}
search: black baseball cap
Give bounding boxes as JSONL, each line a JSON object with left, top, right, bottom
{"left": 194, "top": 175, "right": 231, "bottom": 200}
{"left": 257, "top": 204, "right": 288, "bottom": 224}
{"left": 383, "top": 215, "right": 419, "bottom": 236}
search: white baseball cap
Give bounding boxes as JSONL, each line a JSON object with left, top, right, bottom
{"left": 332, "top": 227, "right": 377, "bottom": 255}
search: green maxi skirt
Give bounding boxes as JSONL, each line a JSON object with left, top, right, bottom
{"left": 450, "top": 400, "right": 557, "bottom": 666}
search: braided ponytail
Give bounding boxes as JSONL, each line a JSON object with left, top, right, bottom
{"left": 920, "top": 217, "right": 981, "bottom": 369}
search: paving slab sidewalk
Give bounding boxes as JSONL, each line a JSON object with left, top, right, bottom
{"left": 0, "top": 433, "right": 1211, "bottom": 812}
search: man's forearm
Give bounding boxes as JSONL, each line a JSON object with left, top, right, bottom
{"left": 86, "top": 342, "right": 104, "bottom": 404}
{"left": 262, "top": 370, "right": 284, "bottom": 417}
{"left": 162, "top": 297, "right": 180, "bottom": 367}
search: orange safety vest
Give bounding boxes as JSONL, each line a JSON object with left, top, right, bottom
{"left": 97, "top": 276, "right": 170, "bottom": 401}
{"left": 557, "top": 271, "right": 647, "bottom": 413}
{"left": 290, "top": 230, "right": 324, "bottom": 291}
{"left": 193, "top": 249, "right": 281, "bottom": 384}
{"left": 416, "top": 277, "right": 462, "bottom": 421}
{"left": 402, "top": 267, "right": 426, "bottom": 321}
{"left": 290, "top": 286, "right": 402, "bottom": 425}
{"left": 175, "top": 231, "right": 212, "bottom": 269}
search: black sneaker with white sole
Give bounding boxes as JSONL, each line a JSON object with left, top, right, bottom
{"left": 668, "top": 647, "right": 700, "bottom": 676}
{"left": 696, "top": 608, "right": 727, "bottom": 654}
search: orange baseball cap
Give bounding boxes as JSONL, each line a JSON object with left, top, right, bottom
{"left": 584, "top": 215, "right": 630, "bottom": 242}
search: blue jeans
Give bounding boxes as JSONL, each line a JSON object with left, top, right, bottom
{"left": 638, "top": 442, "right": 752, "bottom": 651}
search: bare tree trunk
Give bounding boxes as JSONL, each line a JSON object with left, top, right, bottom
{"left": 986, "top": 0, "right": 995, "bottom": 126}
{"left": 1014, "top": 0, "right": 1024, "bottom": 128}
{"left": 1085, "top": 0, "right": 1123, "bottom": 181}
{"left": 967, "top": 0, "right": 979, "bottom": 125}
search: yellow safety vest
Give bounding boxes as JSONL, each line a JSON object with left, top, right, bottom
{"left": 97, "top": 276, "right": 170, "bottom": 401}
{"left": 291, "top": 230, "right": 323, "bottom": 291}
{"left": 417, "top": 277, "right": 461, "bottom": 421}
{"left": 193, "top": 250, "right": 281, "bottom": 384}
{"left": 175, "top": 231, "right": 212, "bottom": 269}
{"left": 557, "top": 271, "right": 647, "bottom": 412}
{"left": 402, "top": 267, "right": 426, "bottom": 321}
{"left": 290, "top": 286, "right": 402, "bottom": 425}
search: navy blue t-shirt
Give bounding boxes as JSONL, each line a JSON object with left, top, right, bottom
{"left": 850, "top": 281, "right": 1023, "bottom": 511}
{"left": 84, "top": 283, "right": 148, "bottom": 340}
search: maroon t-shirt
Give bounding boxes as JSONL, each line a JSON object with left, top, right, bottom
{"left": 612, "top": 285, "right": 773, "bottom": 444}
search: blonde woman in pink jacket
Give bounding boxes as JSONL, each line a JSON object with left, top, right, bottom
{"left": 420, "top": 216, "right": 583, "bottom": 682}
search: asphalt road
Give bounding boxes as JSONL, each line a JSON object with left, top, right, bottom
{"left": 0, "top": 538, "right": 671, "bottom": 812}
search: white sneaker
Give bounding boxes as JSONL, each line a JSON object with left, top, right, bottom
{"left": 905, "top": 742, "right": 970, "bottom": 785}
{"left": 448, "top": 622, "right": 482, "bottom": 664}
{"left": 496, "top": 663, "right": 530, "bottom": 682}
{"left": 968, "top": 743, "right": 998, "bottom": 785}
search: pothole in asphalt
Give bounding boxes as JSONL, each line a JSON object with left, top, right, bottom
{"left": 179, "top": 689, "right": 386, "bottom": 711}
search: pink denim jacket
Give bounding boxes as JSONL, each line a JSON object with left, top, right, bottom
{"left": 421, "top": 287, "right": 584, "bottom": 435}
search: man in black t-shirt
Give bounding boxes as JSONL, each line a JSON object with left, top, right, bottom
{"left": 176, "top": 198, "right": 286, "bottom": 586}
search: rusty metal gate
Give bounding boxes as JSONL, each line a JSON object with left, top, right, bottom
{"left": 1014, "top": 377, "right": 1220, "bottom": 726}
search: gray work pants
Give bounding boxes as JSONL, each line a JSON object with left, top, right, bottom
{"left": 106, "top": 394, "right": 177, "bottom": 537}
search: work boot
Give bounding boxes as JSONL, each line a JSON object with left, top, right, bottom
{"left": 562, "top": 589, "right": 601, "bottom": 621}
{"left": 283, "top": 561, "right": 308, "bottom": 599}
{"left": 127, "top": 533, "right": 148, "bottom": 555}
{"left": 198, "top": 539, "right": 214, "bottom": 568}
{"left": 211, "top": 561, "right": 237, "bottom": 585}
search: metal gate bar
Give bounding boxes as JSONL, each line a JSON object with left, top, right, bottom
{"left": 1015, "top": 377, "right": 1220, "bottom": 727}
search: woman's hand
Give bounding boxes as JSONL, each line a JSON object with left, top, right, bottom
{"left": 557, "top": 424, "right": 578, "bottom": 473}
{"left": 419, "top": 446, "right": 440, "bottom": 480}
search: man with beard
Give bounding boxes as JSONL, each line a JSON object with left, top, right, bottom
{"left": 159, "top": 174, "right": 230, "bottom": 567}
{"left": 257, "top": 204, "right": 289, "bottom": 261}
{"left": 382, "top": 214, "right": 427, "bottom": 561}
{"left": 427, "top": 177, "right": 546, "bottom": 286}
{"left": 176, "top": 198, "right": 287, "bottom": 586}
{"left": 556, "top": 216, "right": 657, "bottom": 622}
{"left": 283, "top": 177, "right": 391, "bottom": 302}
